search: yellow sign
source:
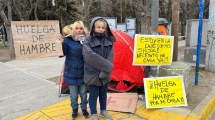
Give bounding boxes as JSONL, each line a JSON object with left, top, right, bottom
{"left": 144, "top": 76, "right": 187, "bottom": 108}
{"left": 133, "top": 35, "right": 174, "bottom": 65}
{"left": 11, "top": 20, "right": 62, "bottom": 59}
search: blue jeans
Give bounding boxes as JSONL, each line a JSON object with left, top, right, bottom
{"left": 68, "top": 84, "right": 88, "bottom": 110}
{"left": 88, "top": 83, "right": 108, "bottom": 114}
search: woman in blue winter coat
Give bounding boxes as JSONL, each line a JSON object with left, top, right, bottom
{"left": 62, "top": 21, "right": 89, "bottom": 119}
{"left": 82, "top": 17, "right": 116, "bottom": 120}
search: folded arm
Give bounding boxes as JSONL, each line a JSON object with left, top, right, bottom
{"left": 82, "top": 38, "right": 113, "bottom": 73}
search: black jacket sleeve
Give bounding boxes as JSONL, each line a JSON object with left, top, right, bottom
{"left": 82, "top": 37, "right": 113, "bottom": 73}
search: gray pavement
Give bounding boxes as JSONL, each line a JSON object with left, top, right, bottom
{"left": 0, "top": 57, "right": 68, "bottom": 120}
{"left": 1, "top": 40, "right": 215, "bottom": 120}
{"left": 210, "top": 110, "right": 215, "bottom": 120}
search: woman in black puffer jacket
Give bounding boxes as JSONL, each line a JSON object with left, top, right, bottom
{"left": 82, "top": 17, "right": 116, "bottom": 120}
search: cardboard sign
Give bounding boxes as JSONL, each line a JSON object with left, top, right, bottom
{"left": 133, "top": 35, "right": 174, "bottom": 66}
{"left": 11, "top": 20, "right": 63, "bottom": 59}
{"left": 96, "top": 93, "right": 138, "bottom": 113}
{"left": 144, "top": 76, "right": 187, "bottom": 108}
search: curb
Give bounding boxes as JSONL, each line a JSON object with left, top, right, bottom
{"left": 15, "top": 88, "right": 215, "bottom": 120}
{"left": 187, "top": 88, "right": 215, "bottom": 120}
{"left": 134, "top": 86, "right": 215, "bottom": 120}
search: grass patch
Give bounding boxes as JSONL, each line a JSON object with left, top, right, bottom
{"left": 0, "top": 38, "right": 6, "bottom": 42}
{"left": 0, "top": 45, "right": 9, "bottom": 49}
{"left": 199, "top": 67, "right": 205, "bottom": 71}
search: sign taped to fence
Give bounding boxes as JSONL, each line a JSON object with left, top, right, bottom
{"left": 133, "top": 34, "right": 174, "bottom": 65}
{"left": 144, "top": 76, "right": 187, "bottom": 108}
{"left": 11, "top": 20, "right": 62, "bottom": 59}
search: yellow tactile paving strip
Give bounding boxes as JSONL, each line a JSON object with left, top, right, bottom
{"left": 16, "top": 92, "right": 215, "bottom": 120}
{"left": 16, "top": 98, "right": 191, "bottom": 120}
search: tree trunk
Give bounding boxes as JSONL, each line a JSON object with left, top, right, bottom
{"left": 180, "top": 0, "right": 187, "bottom": 36}
{"left": 34, "top": 0, "right": 39, "bottom": 20}
{"left": 120, "top": 0, "right": 123, "bottom": 23}
{"left": 133, "top": 0, "right": 151, "bottom": 34}
{"left": 181, "top": 24, "right": 186, "bottom": 36}
{"left": 12, "top": 0, "right": 25, "bottom": 20}
{"left": 8, "top": 1, "right": 12, "bottom": 21}
{"left": 151, "top": 0, "right": 159, "bottom": 35}
{"left": 5, "top": 23, "right": 15, "bottom": 59}
{"left": 59, "top": 13, "right": 63, "bottom": 33}
{"left": 81, "top": 0, "right": 93, "bottom": 26}
{"left": 2, "top": 25, "right": 6, "bottom": 46}
{"left": 140, "top": 16, "right": 150, "bottom": 34}
{"left": 172, "top": 0, "right": 180, "bottom": 61}
{"left": 167, "top": 0, "right": 172, "bottom": 21}
{"left": 0, "top": 2, "right": 15, "bottom": 59}
{"left": 7, "top": 1, "right": 15, "bottom": 59}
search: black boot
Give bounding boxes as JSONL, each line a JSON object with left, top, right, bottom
{"left": 72, "top": 109, "right": 78, "bottom": 119}
{"left": 82, "top": 109, "right": 89, "bottom": 118}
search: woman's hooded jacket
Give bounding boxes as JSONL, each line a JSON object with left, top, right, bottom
{"left": 82, "top": 17, "right": 116, "bottom": 86}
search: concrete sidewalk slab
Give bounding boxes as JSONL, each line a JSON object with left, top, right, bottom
{"left": 1, "top": 55, "right": 215, "bottom": 120}
{"left": 0, "top": 62, "right": 13, "bottom": 72}
{"left": 0, "top": 86, "right": 67, "bottom": 120}
{"left": 0, "top": 69, "right": 54, "bottom": 98}
{"left": 0, "top": 59, "right": 68, "bottom": 120}
{"left": 15, "top": 87, "right": 215, "bottom": 120}
{"left": 5, "top": 57, "right": 64, "bottom": 79}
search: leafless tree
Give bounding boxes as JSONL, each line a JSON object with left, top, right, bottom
{"left": 132, "top": 0, "right": 151, "bottom": 34}
{"left": 12, "top": 0, "right": 38, "bottom": 20}
{"left": 159, "top": 0, "right": 171, "bottom": 21}
{"left": 75, "top": 0, "right": 95, "bottom": 27}
{"left": 172, "top": 0, "right": 180, "bottom": 61}
{"left": 0, "top": 0, "right": 15, "bottom": 59}
{"left": 180, "top": 0, "right": 209, "bottom": 36}
{"left": 0, "top": 0, "right": 211, "bottom": 54}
